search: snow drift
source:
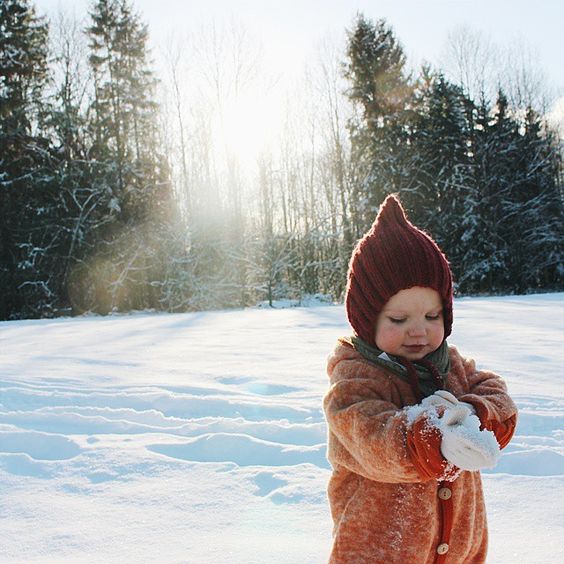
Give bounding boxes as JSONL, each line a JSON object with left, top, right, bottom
{"left": 0, "top": 294, "right": 563, "bottom": 562}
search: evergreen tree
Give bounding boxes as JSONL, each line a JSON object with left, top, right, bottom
{"left": 87, "top": 0, "right": 169, "bottom": 222}
{"left": 408, "top": 71, "right": 474, "bottom": 281}
{"left": 459, "top": 92, "right": 562, "bottom": 293}
{"left": 503, "top": 107, "right": 563, "bottom": 291}
{"left": 0, "top": 0, "right": 52, "bottom": 319}
{"left": 343, "top": 14, "right": 412, "bottom": 235}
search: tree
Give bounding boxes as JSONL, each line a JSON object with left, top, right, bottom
{"left": 501, "top": 106, "right": 563, "bottom": 291}
{"left": 343, "top": 14, "right": 413, "bottom": 234}
{"left": 39, "top": 10, "right": 115, "bottom": 314}
{"left": 0, "top": 0, "right": 52, "bottom": 319}
{"left": 76, "top": 0, "right": 177, "bottom": 314}
{"left": 408, "top": 70, "right": 475, "bottom": 285}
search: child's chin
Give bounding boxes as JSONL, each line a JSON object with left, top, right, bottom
{"left": 405, "top": 353, "right": 426, "bottom": 361}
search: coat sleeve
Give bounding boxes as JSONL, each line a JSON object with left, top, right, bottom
{"left": 324, "top": 371, "right": 453, "bottom": 483}
{"left": 457, "top": 360, "right": 518, "bottom": 449}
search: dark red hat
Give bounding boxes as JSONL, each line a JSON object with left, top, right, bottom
{"left": 345, "top": 194, "right": 453, "bottom": 344}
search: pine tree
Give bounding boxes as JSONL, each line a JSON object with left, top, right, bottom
{"left": 408, "top": 70, "right": 474, "bottom": 281}
{"left": 0, "top": 0, "right": 52, "bottom": 319}
{"left": 343, "top": 14, "right": 412, "bottom": 235}
{"left": 456, "top": 90, "right": 563, "bottom": 293}
{"left": 504, "top": 107, "right": 563, "bottom": 291}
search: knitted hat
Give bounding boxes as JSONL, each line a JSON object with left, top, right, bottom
{"left": 345, "top": 194, "right": 453, "bottom": 344}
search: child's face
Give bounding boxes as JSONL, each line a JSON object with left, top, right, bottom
{"left": 374, "top": 286, "right": 444, "bottom": 360}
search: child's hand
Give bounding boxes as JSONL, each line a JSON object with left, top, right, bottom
{"left": 439, "top": 413, "right": 501, "bottom": 471}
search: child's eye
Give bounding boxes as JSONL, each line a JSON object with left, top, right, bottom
{"left": 426, "top": 314, "right": 441, "bottom": 321}
{"left": 389, "top": 317, "right": 406, "bottom": 324}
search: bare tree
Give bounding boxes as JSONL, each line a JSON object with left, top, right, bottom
{"left": 440, "top": 26, "right": 498, "bottom": 102}
{"left": 441, "top": 25, "right": 554, "bottom": 115}
{"left": 499, "top": 39, "right": 554, "bottom": 114}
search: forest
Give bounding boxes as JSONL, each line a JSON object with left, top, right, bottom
{"left": 1, "top": 0, "right": 562, "bottom": 320}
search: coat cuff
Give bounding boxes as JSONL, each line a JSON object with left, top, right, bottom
{"left": 464, "top": 401, "right": 517, "bottom": 450}
{"left": 406, "top": 413, "right": 459, "bottom": 481}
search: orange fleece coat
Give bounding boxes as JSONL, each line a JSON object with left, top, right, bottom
{"left": 324, "top": 341, "right": 517, "bottom": 564}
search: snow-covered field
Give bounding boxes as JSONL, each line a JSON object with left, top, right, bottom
{"left": 1, "top": 294, "right": 563, "bottom": 563}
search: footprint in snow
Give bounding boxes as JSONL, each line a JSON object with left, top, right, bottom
{"left": 0, "top": 430, "right": 81, "bottom": 461}
{"left": 147, "top": 432, "right": 330, "bottom": 468}
{"left": 252, "top": 471, "right": 287, "bottom": 496}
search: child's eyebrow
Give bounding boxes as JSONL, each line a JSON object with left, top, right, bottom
{"left": 383, "top": 306, "right": 443, "bottom": 314}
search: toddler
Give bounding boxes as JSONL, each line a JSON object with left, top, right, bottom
{"left": 323, "top": 195, "right": 517, "bottom": 563}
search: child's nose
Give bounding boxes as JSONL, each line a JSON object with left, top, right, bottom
{"left": 408, "top": 322, "right": 426, "bottom": 337}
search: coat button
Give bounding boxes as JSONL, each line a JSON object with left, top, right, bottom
{"left": 438, "top": 487, "right": 452, "bottom": 500}
{"left": 437, "top": 543, "right": 449, "bottom": 555}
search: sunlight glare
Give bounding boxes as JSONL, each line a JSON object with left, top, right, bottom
{"left": 216, "top": 85, "right": 282, "bottom": 169}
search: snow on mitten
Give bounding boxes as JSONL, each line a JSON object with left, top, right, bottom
{"left": 440, "top": 412, "right": 501, "bottom": 471}
{"left": 422, "top": 390, "right": 477, "bottom": 416}
{"left": 442, "top": 404, "right": 472, "bottom": 425}
{"left": 421, "top": 390, "right": 459, "bottom": 410}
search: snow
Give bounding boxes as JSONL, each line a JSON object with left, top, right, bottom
{"left": 441, "top": 410, "right": 500, "bottom": 470}
{"left": 1, "top": 293, "right": 563, "bottom": 562}
{"left": 548, "top": 95, "right": 564, "bottom": 138}
{"left": 405, "top": 400, "right": 501, "bottom": 472}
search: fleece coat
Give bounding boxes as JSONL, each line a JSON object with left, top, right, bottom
{"left": 324, "top": 341, "right": 517, "bottom": 564}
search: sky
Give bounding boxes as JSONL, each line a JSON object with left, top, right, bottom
{"left": 35, "top": 0, "right": 564, "bottom": 96}
{"left": 33, "top": 0, "right": 564, "bottom": 166}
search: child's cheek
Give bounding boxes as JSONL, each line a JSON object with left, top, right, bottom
{"left": 377, "top": 324, "right": 402, "bottom": 351}
{"left": 388, "top": 324, "right": 403, "bottom": 339}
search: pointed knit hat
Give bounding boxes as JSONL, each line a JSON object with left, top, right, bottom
{"left": 345, "top": 194, "right": 453, "bottom": 344}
